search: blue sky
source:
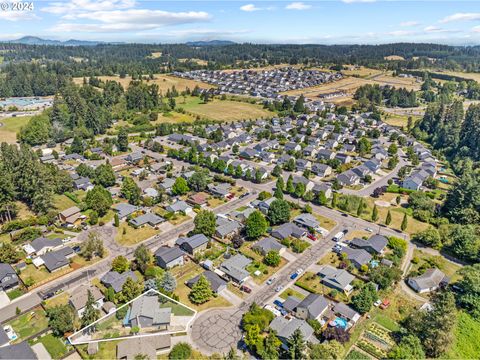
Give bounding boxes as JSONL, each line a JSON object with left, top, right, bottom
{"left": 1, "top": 0, "right": 480, "bottom": 44}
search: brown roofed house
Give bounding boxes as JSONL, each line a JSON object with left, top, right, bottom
{"left": 58, "top": 206, "right": 81, "bottom": 224}
{"left": 187, "top": 192, "right": 208, "bottom": 207}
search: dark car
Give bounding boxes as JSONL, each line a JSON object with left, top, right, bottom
{"left": 240, "top": 285, "right": 252, "bottom": 293}
{"left": 72, "top": 246, "right": 81, "bottom": 253}
{"left": 42, "top": 292, "right": 54, "bottom": 300}
{"left": 341, "top": 213, "right": 348, "bottom": 217}
{"left": 342, "top": 229, "right": 349, "bottom": 234}
{"left": 290, "top": 272, "right": 299, "bottom": 280}
{"left": 273, "top": 299, "right": 284, "bottom": 308}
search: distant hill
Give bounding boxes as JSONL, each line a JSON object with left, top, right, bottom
{"left": 9, "top": 36, "right": 107, "bottom": 46}
{"left": 185, "top": 40, "right": 236, "bottom": 47}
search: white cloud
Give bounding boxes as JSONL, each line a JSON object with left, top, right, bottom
{"left": 400, "top": 21, "right": 419, "bottom": 27}
{"left": 424, "top": 25, "right": 461, "bottom": 34}
{"left": 240, "top": 4, "right": 261, "bottom": 12}
{"left": 341, "top": 0, "right": 376, "bottom": 3}
{"left": 50, "top": 9, "right": 211, "bottom": 33}
{"left": 285, "top": 2, "right": 311, "bottom": 10}
{"left": 387, "top": 30, "right": 416, "bottom": 36}
{"left": 440, "top": 13, "right": 480, "bottom": 23}
{"left": 42, "top": 0, "right": 136, "bottom": 15}
{"left": 0, "top": 32, "right": 25, "bottom": 39}
{"left": 472, "top": 25, "right": 480, "bottom": 33}
{"left": 165, "top": 28, "right": 249, "bottom": 38}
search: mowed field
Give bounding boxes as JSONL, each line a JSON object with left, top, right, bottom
{"left": 0, "top": 115, "right": 31, "bottom": 143}
{"left": 181, "top": 96, "right": 274, "bottom": 122}
{"left": 425, "top": 69, "right": 480, "bottom": 83}
{"left": 73, "top": 74, "right": 213, "bottom": 94}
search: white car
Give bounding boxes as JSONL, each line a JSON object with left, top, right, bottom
{"left": 275, "top": 285, "right": 283, "bottom": 292}
{"left": 62, "top": 237, "right": 72, "bottom": 243}
{"left": 296, "top": 268, "right": 303, "bottom": 275}
{"left": 366, "top": 228, "right": 374, "bottom": 233}
{"left": 374, "top": 299, "right": 382, "bottom": 307}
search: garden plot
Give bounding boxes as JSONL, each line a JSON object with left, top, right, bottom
{"left": 354, "top": 323, "right": 395, "bottom": 359}
{"left": 68, "top": 289, "right": 196, "bottom": 345}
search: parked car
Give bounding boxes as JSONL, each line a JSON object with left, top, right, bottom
{"left": 307, "top": 233, "right": 317, "bottom": 241}
{"left": 72, "top": 246, "right": 81, "bottom": 253}
{"left": 374, "top": 299, "right": 382, "bottom": 307}
{"left": 273, "top": 299, "right": 284, "bottom": 308}
{"left": 240, "top": 285, "right": 252, "bottom": 293}
{"left": 275, "top": 285, "right": 283, "bottom": 292}
{"left": 240, "top": 192, "right": 250, "bottom": 199}
{"left": 365, "top": 227, "right": 373, "bottom": 233}
{"left": 290, "top": 273, "right": 298, "bottom": 280}
{"left": 342, "top": 229, "right": 349, "bottom": 234}
{"left": 266, "top": 277, "right": 275, "bottom": 285}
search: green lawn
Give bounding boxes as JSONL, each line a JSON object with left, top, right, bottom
{"left": 76, "top": 340, "right": 118, "bottom": 360}
{"left": 279, "top": 287, "right": 306, "bottom": 300}
{"left": 410, "top": 249, "right": 462, "bottom": 282}
{"left": 115, "top": 222, "right": 159, "bottom": 245}
{"left": 52, "top": 194, "right": 77, "bottom": 212}
{"left": 7, "top": 307, "right": 49, "bottom": 341}
{"left": 0, "top": 115, "right": 31, "bottom": 143}
{"left": 443, "top": 312, "right": 480, "bottom": 360}
{"left": 7, "top": 288, "right": 25, "bottom": 301}
{"left": 30, "top": 334, "right": 69, "bottom": 359}
{"left": 180, "top": 96, "right": 274, "bottom": 122}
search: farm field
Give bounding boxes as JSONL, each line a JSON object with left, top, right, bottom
{"left": 0, "top": 115, "right": 31, "bottom": 144}
{"left": 181, "top": 96, "right": 274, "bottom": 122}
{"left": 425, "top": 69, "right": 480, "bottom": 83}
{"left": 73, "top": 74, "right": 212, "bottom": 94}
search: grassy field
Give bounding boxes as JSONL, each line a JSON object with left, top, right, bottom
{"left": 279, "top": 287, "right": 306, "bottom": 300}
{"left": 115, "top": 222, "right": 159, "bottom": 246}
{"left": 52, "top": 194, "right": 77, "bottom": 212}
{"left": 19, "top": 264, "right": 73, "bottom": 289}
{"left": 8, "top": 307, "right": 49, "bottom": 341}
{"left": 77, "top": 340, "right": 118, "bottom": 360}
{"left": 444, "top": 311, "right": 480, "bottom": 360}
{"left": 426, "top": 69, "right": 480, "bottom": 83}
{"left": 181, "top": 96, "right": 274, "bottom": 122}
{"left": 174, "top": 262, "right": 232, "bottom": 311}
{"left": 73, "top": 74, "right": 212, "bottom": 94}
{"left": 0, "top": 115, "right": 31, "bottom": 143}
{"left": 382, "top": 113, "right": 421, "bottom": 127}
{"left": 30, "top": 334, "right": 69, "bottom": 359}
{"left": 44, "top": 292, "right": 69, "bottom": 309}
{"left": 155, "top": 111, "right": 195, "bottom": 124}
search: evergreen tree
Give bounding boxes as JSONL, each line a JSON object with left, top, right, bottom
{"left": 401, "top": 213, "right": 408, "bottom": 231}
{"left": 81, "top": 290, "right": 100, "bottom": 328}
{"left": 287, "top": 329, "right": 306, "bottom": 360}
{"left": 386, "top": 210, "right": 392, "bottom": 225}
{"left": 189, "top": 275, "right": 213, "bottom": 304}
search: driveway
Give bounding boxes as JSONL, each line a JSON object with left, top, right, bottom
{"left": 0, "top": 291, "right": 10, "bottom": 308}
{"left": 219, "top": 289, "right": 243, "bottom": 307}
{"left": 281, "top": 250, "right": 297, "bottom": 263}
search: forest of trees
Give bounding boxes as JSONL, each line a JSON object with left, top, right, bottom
{"left": 354, "top": 84, "right": 418, "bottom": 108}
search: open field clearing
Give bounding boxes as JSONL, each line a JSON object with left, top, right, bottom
{"left": 181, "top": 96, "right": 274, "bottom": 121}
{"left": 178, "top": 58, "right": 208, "bottom": 66}
{"left": 384, "top": 55, "right": 405, "bottom": 61}
{"left": 370, "top": 73, "right": 421, "bottom": 91}
{"left": 425, "top": 69, "right": 480, "bottom": 83}
{"left": 382, "top": 112, "right": 422, "bottom": 127}
{"left": 73, "top": 74, "right": 212, "bottom": 94}
{"left": 341, "top": 66, "right": 383, "bottom": 78}
{"left": 281, "top": 77, "right": 373, "bottom": 97}
{"left": 0, "top": 115, "right": 31, "bottom": 143}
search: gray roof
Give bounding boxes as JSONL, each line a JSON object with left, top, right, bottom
{"left": 31, "top": 237, "right": 63, "bottom": 252}
{"left": 101, "top": 270, "right": 138, "bottom": 293}
{"left": 0, "top": 328, "right": 9, "bottom": 347}
{"left": 269, "top": 317, "right": 314, "bottom": 342}
{"left": 272, "top": 222, "right": 306, "bottom": 240}
{"left": 252, "top": 237, "right": 285, "bottom": 254}
{"left": 155, "top": 247, "right": 184, "bottom": 264}
{"left": 208, "top": 183, "right": 231, "bottom": 196}
{"left": 220, "top": 254, "right": 252, "bottom": 282}
{"left": 296, "top": 293, "right": 330, "bottom": 319}
{"left": 116, "top": 335, "right": 171, "bottom": 360}
{"left": 293, "top": 213, "right": 319, "bottom": 229}
{"left": 0, "top": 263, "right": 18, "bottom": 290}
{"left": 350, "top": 234, "right": 388, "bottom": 254}
{"left": 341, "top": 247, "right": 372, "bottom": 267}
{"left": 130, "top": 213, "right": 164, "bottom": 227}
{"left": 409, "top": 268, "right": 448, "bottom": 291}
{"left": 69, "top": 285, "right": 104, "bottom": 311}
{"left": 176, "top": 234, "right": 210, "bottom": 251}
{"left": 318, "top": 265, "right": 355, "bottom": 290}
{"left": 41, "top": 247, "right": 73, "bottom": 272}
{"left": 0, "top": 342, "right": 37, "bottom": 360}
{"left": 186, "top": 270, "right": 227, "bottom": 293}
{"left": 160, "top": 178, "right": 176, "bottom": 189}
{"left": 216, "top": 220, "right": 242, "bottom": 237}
{"left": 283, "top": 296, "right": 301, "bottom": 312}
{"left": 129, "top": 294, "right": 171, "bottom": 325}
{"left": 113, "top": 203, "right": 139, "bottom": 218}
{"left": 333, "top": 302, "right": 359, "bottom": 321}
{"left": 166, "top": 200, "right": 191, "bottom": 213}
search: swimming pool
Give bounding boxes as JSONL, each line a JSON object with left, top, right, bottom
{"left": 330, "top": 317, "right": 348, "bottom": 329}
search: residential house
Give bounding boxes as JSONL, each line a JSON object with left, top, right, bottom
{"left": 252, "top": 237, "right": 286, "bottom": 256}
{"left": 128, "top": 294, "right": 171, "bottom": 330}
{"left": 317, "top": 149, "right": 336, "bottom": 161}
{"left": 116, "top": 335, "right": 171, "bottom": 360}
{"left": 349, "top": 234, "right": 388, "bottom": 255}
{"left": 352, "top": 165, "right": 372, "bottom": 179}
{"left": 155, "top": 247, "right": 184, "bottom": 269}
{"left": 335, "top": 153, "right": 352, "bottom": 164}
{"left": 208, "top": 183, "right": 231, "bottom": 198}
{"left": 112, "top": 203, "right": 139, "bottom": 220}
{"left": 294, "top": 294, "right": 330, "bottom": 321}
{"left": 312, "top": 183, "right": 332, "bottom": 199}
{"left": 58, "top": 206, "right": 82, "bottom": 224}
{"left": 239, "top": 148, "right": 258, "bottom": 160}
{"left": 295, "top": 159, "right": 311, "bottom": 172}
{"left": 69, "top": 285, "right": 104, "bottom": 316}
{"left": 311, "top": 163, "right": 332, "bottom": 178}
{"left": 364, "top": 159, "right": 382, "bottom": 173}
{"left": 269, "top": 317, "right": 317, "bottom": 348}
{"left": 341, "top": 247, "right": 372, "bottom": 269}
{"left": 24, "top": 237, "right": 63, "bottom": 256}
{"left": 408, "top": 268, "right": 449, "bottom": 293}
{"left": 41, "top": 247, "right": 74, "bottom": 272}
{"left": 215, "top": 217, "right": 242, "bottom": 240}
{"left": 292, "top": 176, "right": 314, "bottom": 192}
{"left": 333, "top": 302, "right": 361, "bottom": 326}
{"left": 219, "top": 254, "right": 252, "bottom": 284}
{"left": 165, "top": 200, "right": 193, "bottom": 215}
{"left": 186, "top": 271, "right": 227, "bottom": 293}
{"left": 101, "top": 270, "right": 138, "bottom": 293}
{"left": 129, "top": 213, "right": 164, "bottom": 228}
{"left": 0, "top": 263, "right": 19, "bottom": 292}
{"left": 293, "top": 213, "right": 320, "bottom": 231}
{"left": 256, "top": 197, "right": 277, "bottom": 214}
{"left": 73, "top": 177, "right": 94, "bottom": 191}
{"left": 271, "top": 222, "right": 306, "bottom": 240}
{"left": 126, "top": 152, "right": 143, "bottom": 164}
{"left": 285, "top": 142, "right": 301, "bottom": 152}
{"left": 318, "top": 265, "right": 355, "bottom": 294}
{"left": 159, "top": 178, "right": 175, "bottom": 192}
{"left": 337, "top": 171, "right": 360, "bottom": 186}
{"left": 187, "top": 193, "right": 208, "bottom": 208}
{"left": 176, "top": 234, "right": 210, "bottom": 255}
{"left": 0, "top": 342, "right": 37, "bottom": 360}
